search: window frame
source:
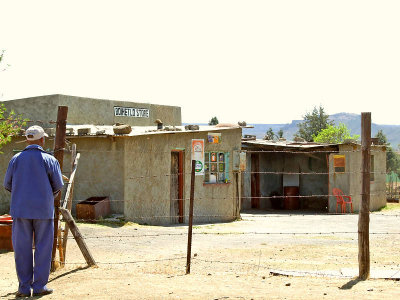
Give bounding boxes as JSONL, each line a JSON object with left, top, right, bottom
{"left": 204, "top": 151, "right": 230, "bottom": 184}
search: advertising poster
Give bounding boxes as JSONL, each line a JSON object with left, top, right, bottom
{"left": 207, "top": 132, "right": 221, "bottom": 144}
{"left": 191, "top": 139, "right": 205, "bottom": 175}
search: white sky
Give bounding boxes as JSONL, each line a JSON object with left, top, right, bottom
{"left": 1, "top": 0, "right": 399, "bottom": 125}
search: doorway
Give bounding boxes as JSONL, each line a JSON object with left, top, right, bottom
{"left": 170, "top": 150, "right": 184, "bottom": 223}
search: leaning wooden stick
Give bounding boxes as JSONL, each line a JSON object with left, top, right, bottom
{"left": 60, "top": 208, "right": 97, "bottom": 267}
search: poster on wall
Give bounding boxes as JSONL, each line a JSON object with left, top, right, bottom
{"left": 207, "top": 132, "right": 221, "bottom": 144}
{"left": 191, "top": 139, "right": 205, "bottom": 176}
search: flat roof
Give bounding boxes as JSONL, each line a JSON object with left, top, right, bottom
{"left": 49, "top": 124, "right": 241, "bottom": 138}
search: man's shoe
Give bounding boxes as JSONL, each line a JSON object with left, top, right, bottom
{"left": 32, "top": 287, "right": 53, "bottom": 296}
{"left": 15, "top": 291, "right": 31, "bottom": 297}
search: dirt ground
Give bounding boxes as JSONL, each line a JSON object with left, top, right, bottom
{"left": 1, "top": 207, "right": 400, "bottom": 299}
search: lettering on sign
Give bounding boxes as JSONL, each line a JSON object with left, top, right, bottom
{"left": 114, "top": 106, "right": 150, "bottom": 118}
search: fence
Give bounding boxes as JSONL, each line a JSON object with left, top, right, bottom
{"left": 1, "top": 113, "right": 397, "bottom": 280}
{"left": 386, "top": 171, "right": 400, "bottom": 201}
{"left": 49, "top": 212, "right": 400, "bottom": 280}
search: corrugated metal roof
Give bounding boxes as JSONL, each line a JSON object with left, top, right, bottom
{"left": 242, "top": 139, "right": 339, "bottom": 149}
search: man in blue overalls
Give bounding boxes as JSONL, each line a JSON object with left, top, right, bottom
{"left": 4, "top": 125, "right": 64, "bottom": 297}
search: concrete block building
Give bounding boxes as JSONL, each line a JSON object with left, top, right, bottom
{"left": 0, "top": 95, "right": 242, "bottom": 225}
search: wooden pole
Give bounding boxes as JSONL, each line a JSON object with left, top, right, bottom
{"left": 186, "top": 160, "right": 196, "bottom": 274}
{"left": 60, "top": 208, "right": 97, "bottom": 267}
{"left": 358, "top": 112, "right": 371, "bottom": 280}
{"left": 51, "top": 106, "right": 68, "bottom": 271}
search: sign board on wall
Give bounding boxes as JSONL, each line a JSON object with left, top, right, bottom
{"left": 233, "top": 151, "right": 247, "bottom": 172}
{"left": 114, "top": 106, "right": 150, "bottom": 118}
{"left": 191, "top": 139, "right": 205, "bottom": 176}
{"left": 333, "top": 155, "right": 346, "bottom": 173}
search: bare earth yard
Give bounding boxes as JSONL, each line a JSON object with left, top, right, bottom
{"left": 1, "top": 206, "right": 400, "bottom": 299}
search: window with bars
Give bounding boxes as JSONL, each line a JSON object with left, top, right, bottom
{"left": 204, "top": 151, "right": 230, "bottom": 183}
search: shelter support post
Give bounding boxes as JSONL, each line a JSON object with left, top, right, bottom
{"left": 186, "top": 160, "right": 196, "bottom": 274}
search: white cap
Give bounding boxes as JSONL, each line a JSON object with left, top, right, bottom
{"left": 25, "top": 125, "right": 48, "bottom": 141}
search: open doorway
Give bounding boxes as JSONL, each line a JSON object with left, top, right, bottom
{"left": 170, "top": 150, "right": 184, "bottom": 223}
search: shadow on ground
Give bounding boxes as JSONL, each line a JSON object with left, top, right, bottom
{"left": 339, "top": 278, "right": 362, "bottom": 290}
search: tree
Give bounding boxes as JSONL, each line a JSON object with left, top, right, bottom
{"left": 0, "top": 50, "right": 10, "bottom": 72}
{"left": 374, "top": 130, "right": 400, "bottom": 176}
{"left": 264, "top": 128, "right": 275, "bottom": 140}
{"left": 277, "top": 129, "right": 284, "bottom": 139}
{"left": 387, "top": 148, "right": 400, "bottom": 176}
{"left": 375, "top": 130, "right": 388, "bottom": 145}
{"left": 0, "top": 104, "right": 27, "bottom": 150}
{"left": 295, "top": 105, "right": 333, "bottom": 142}
{"left": 208, "top": 116, "right": 219, "bottom": 126}
{"left": 313, "top": 123, "right": 359, "bottom": 144}
{"left": 0, "top": 51, "right": 26, "bottom": 150}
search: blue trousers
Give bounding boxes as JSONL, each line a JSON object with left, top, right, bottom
{"left": 12, "top": 218, "right": 54, "bottom": 294}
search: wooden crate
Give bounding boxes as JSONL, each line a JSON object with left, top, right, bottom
{"left": 76, "top": 197, "right": 110, "bottom": 221}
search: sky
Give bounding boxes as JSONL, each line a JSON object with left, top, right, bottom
{"left": 1, "top": 0, "right": 399, "bottom": 125}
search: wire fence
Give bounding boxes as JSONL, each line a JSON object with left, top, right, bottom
{"left": 51, "top": 212, "right": 400, "bottom": 279}
{"left": 2, "top": 122, "right": 399, "bottom": 279}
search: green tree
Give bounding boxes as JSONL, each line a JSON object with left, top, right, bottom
{"left": 0, "top": 104, "right": 27, "bottom": 150}
{"left": 277, "top": 129, "right": 284, "bottom": 139}
{"left": 208, "top": 116, "right": 219, "bottom": 126}
{"left": 313, "top": 123, "right": 359, "bottom": 144}
{"left": 0, "top": 51, "right": 27, "bottom": 150}
{"left": 375, "top": 130, "right": 388, "bottom": 145}
{"left": 374, "top": 130, "right": 400, "bottom": 175}
{"left": 387, "top": 148, "right": 400, "bottom": 176}
{"left": 264, "top": 128, "right": 275, "bottom": 140}
{"left": 295, "top": 105, "right": 333, "bottom": 142}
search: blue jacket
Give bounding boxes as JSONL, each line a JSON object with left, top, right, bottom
{"left": 3, "top": 144, "right": 64, "bottom": 219}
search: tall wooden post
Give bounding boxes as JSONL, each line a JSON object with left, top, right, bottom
{"left": 51, "top": 106, "right": 68, "bottom": 271}
{"left": 186, "top": 160, "right": 196, "bottom": 274}
{"left": 358, "top": 112, "right": 371, "bottom": 280}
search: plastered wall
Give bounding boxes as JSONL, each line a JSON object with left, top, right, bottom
{"left": 123, "top": 128, "right": 242, "bottom": 225}
{"left": 329, "top": 144, "right": 386, "bottom": 212}
{"left": 65, "top": 137, "right": 126, "bottom": 214}
{"left": 0, "top": 136, "right": 126, "bottom": 216}
{"left": 2, "top": 94, "right": 181, "bottom": 127}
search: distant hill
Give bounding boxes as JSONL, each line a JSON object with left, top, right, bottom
{"left": 184, "top": 113, "right": 400, "bottom": 148}
{"left": 242, "top": 113, "right": 400, "bottom": 148}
